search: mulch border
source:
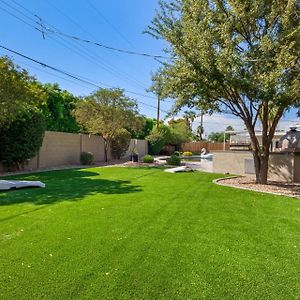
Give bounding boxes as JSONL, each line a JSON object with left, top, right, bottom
{"left": 213, "top": 176, "right": 300, "bottom": 199}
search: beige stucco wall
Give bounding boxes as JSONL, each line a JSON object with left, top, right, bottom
{"left": 81, "top": 134, "right": 105, "bottom": 162}
{"left": 268, "top": 153, "right": 294, "bottom": 182}
{"left": 38, "top": 131, "right": 81, "bottom": 169}
{"left": 213, "top": 151, "right": 300, "bottom": 183}
{"left": 0, "top": 131, "right": 148, "bottom": 172}
{"left": 293, "top": 154, "right": 300, "bottom": 183}
{"left": 125, "top": 139, "right": 149, "bottom": 158}
{"left": 213, "top": 151, "right": 253, "bottom": 175}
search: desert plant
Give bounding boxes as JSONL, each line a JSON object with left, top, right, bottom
{"left": 80, "top": 152, "right": 94, "bottom": 165}
{"left": 0, "top": 110, "right": 45, "bottom": 170}
{"left": 183, "top": 151, "right": 193, "bottom": 156}
{"left": 166, "top": 155, "right": 181, "bottom": 166}
{"left": 111, "top": 129, "right": 131, "bottom": 159}
{"left": 143, "top": 155, "right": 154, "bottom": 163}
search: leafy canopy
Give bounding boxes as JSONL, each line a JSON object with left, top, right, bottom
{"left": 0, "top": 110, "right": 46, "bottom": 170}
{"left": 148, "top": 0, "right": 300, "bottom": 183}
{"left": 0, "top": 56, "right": 45, "bottom": 125}
{"left": 41, "top": 83, "right": 80, "bottom": 133}
{"left": 74, "top": 88, "right": 144, "bottom": 140}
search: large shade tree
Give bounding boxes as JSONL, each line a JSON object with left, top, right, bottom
{"left": 148, "top": 0, "right": 300, "bottom": 184}
{"left": 74, "top": 88, "right": 144, "bottom": 162}
{"left": 0, "top": 57, "right": 45, "bottom": 125}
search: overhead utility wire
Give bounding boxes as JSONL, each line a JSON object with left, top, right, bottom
{"left": 0, "top": 0, "right": 149, "bottom": 89}
{"left": 44, "top": 27, "right": 170, "bottom": 59}
{"left": 10, "top": 0, "right": 169, "bottom": 60}
{"left": 1, "top": 1, "right": 149, "bottom": 90}
{"left": 0, "top": 45, "right": 169, "bottom": 113}
{"left": 44, "top": 0, "right": 152, "bottom": 80}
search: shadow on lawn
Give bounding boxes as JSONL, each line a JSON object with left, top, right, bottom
{"left": 0, "top": 169, "right": 142, "bottom": 206}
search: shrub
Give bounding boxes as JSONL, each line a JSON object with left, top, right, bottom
{"left": 111, "top": 129, "right": 131, "bottom": 159}
{"left": 80, "top": 152, "right": 94, "bottom": 165}
{"left": 183, "top": 151, "right": 193, "bottom": 156}
{"left": 143, "top": 155, "right": 154, "bottom": 163}
{"left": 0, "top": 110, "right": 46, "bottom": 170}
{"left": 166, "top": 155, "right": 181, "bottom": 166}
{"left": 173, "top": 151, "right": 180, "bottom": 156}
{"left": 146, "top": 132, "right": 165, "bottom": 155}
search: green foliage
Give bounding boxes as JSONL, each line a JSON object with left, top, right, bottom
{"left": 146, "top": 120, "right": 192, "bottom": 154}
{"left": 80, "top": 152, "right": 94, "bottom": 165}
{"left": 208, "top": 132, "right": 225, "bottom": 143}
{"left": 174, "top": 151, "right": 180, "bottom": 156}
{"left": 0, "top": 110, "right": 45, "bottom": 170}
{"left": 111, "top": 129, "right": 131, "bottom": 159}
{"left": 183, "top": 151, "right": 192, "bottom": 156}
{"left": 167, "top": 119, "right": 192, "bottom": 145}
{"left": 208, "top": 126, "right": 234, "bottom": 142}
{"left": 146, "top": 130, "right": 166, "bottom": 155}
{"left": 42, "top": 84, "right": 80, "bottom": 133}
{"left": 142, "top": 155, "right": 154, "bottom": 163}
{"left": 132, "top": 118, "right": 154, "bottom": 139}
{"left": 74, "top": 88, "right": 144, "bottom": 161}
{"left": 166, "top": 154, "right": 181, "bottom": 166}
{"left": 0, "top": 56, "right": 46, "bottom": 125}
{"left": 148, "top": 0, "right": 300, "bottom": 183}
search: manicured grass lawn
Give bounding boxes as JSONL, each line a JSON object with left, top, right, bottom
{"left": 1, "top": 167, "right": 300, "bottom": 299}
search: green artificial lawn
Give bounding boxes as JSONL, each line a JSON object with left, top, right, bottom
{"left": 1, "top": 167, "right": 300, "bottom": 299}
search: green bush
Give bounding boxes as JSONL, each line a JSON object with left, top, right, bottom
{"left": 183, "top": 151, "right": 193, "bottom": 156}
{"left": 0, "top": 110, "right": 45, "bottom": 170}
{"left": 143, "top": 155, "right": 154, "bottom": 163}
{"left": 146, "top": 132, "right": 165, "bottom": 155}
{"left": 111, "top": 129, "right": 131, "bottom": 159}
{"left": 80, "top": 152, "right": 94, "bottom": 165}
{"left": 166, "top": 155, "right": 181, "bottom": 166}
{"left": 173, "top": 151, "right": 180, "bottom": 156}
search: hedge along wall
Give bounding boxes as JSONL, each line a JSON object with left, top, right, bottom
{"left": 0, "top": 131, "right": 148, "bottom": 172}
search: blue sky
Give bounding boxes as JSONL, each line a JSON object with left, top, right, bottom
{"left": 0, "top": 0, "right": 298, "bottom": 134}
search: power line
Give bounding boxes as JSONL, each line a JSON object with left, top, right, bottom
{"left": 44, "top": 0, "right": 154, "bottom": 80}
{"left": 7, "top": 0, "right": 168, "bottom": 59}
{"left": 1, "top": 0, "right": 149, "bottom": 90}
{"left": 0, "top": 44, "right": 169, "bottom": 114}
{"left": 0, "top": 3, "right": 159, "bottom": 101}
{"left": 45, "top": 27, "right": 170, "bottom": 59}
{"left": 0, "top": 5, "right": 159, "bottom": 97}
{"left": 0, "top": 4, "right": 38, "bottom": 31}
{"left": 86, "top": 0, "right": 137, "bottom": 49}
{"left": 4, "top": 55, "right": 94, "bottom": 92}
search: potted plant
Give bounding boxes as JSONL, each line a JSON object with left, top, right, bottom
{"left": 130, "top": 147, "right": 139, "bottom": 162}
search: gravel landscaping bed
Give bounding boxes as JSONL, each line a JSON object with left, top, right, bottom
{"left": 216, "top": 176, "right": 300, "bottom": 198}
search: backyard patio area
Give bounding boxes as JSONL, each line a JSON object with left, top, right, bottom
{"left": 1, "top": 167, "right": 300, "bottom": 299}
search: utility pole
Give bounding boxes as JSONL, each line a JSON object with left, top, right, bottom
{"left": 200, "top": 111, "right": 204, "bottom": 140}
{"left": 156, "top": 95, "right": 160, "bottom": 129}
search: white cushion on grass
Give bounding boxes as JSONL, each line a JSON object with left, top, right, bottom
{"left": 164, "top": 166, "right": 193, "bottom": 173}
{"left": 0, "top": 180, "right": 45, "bottom": 191}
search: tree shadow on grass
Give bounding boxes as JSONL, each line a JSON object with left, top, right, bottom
{"left": 0, "top": 169, "right": 142, "bottom": 206}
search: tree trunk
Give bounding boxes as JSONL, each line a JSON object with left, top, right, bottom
{"left": 245, "top": 119, "right": 272, "bottom": 185}
{"left": 104, "top": 139, "right": 110, "bottom": 163}
{"left": 252, "top": 150, "right": 269, "bottom": 184}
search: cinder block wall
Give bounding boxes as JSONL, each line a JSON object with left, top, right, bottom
{"left": 0, "top": 131, "right": 148, "bottom": 172}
